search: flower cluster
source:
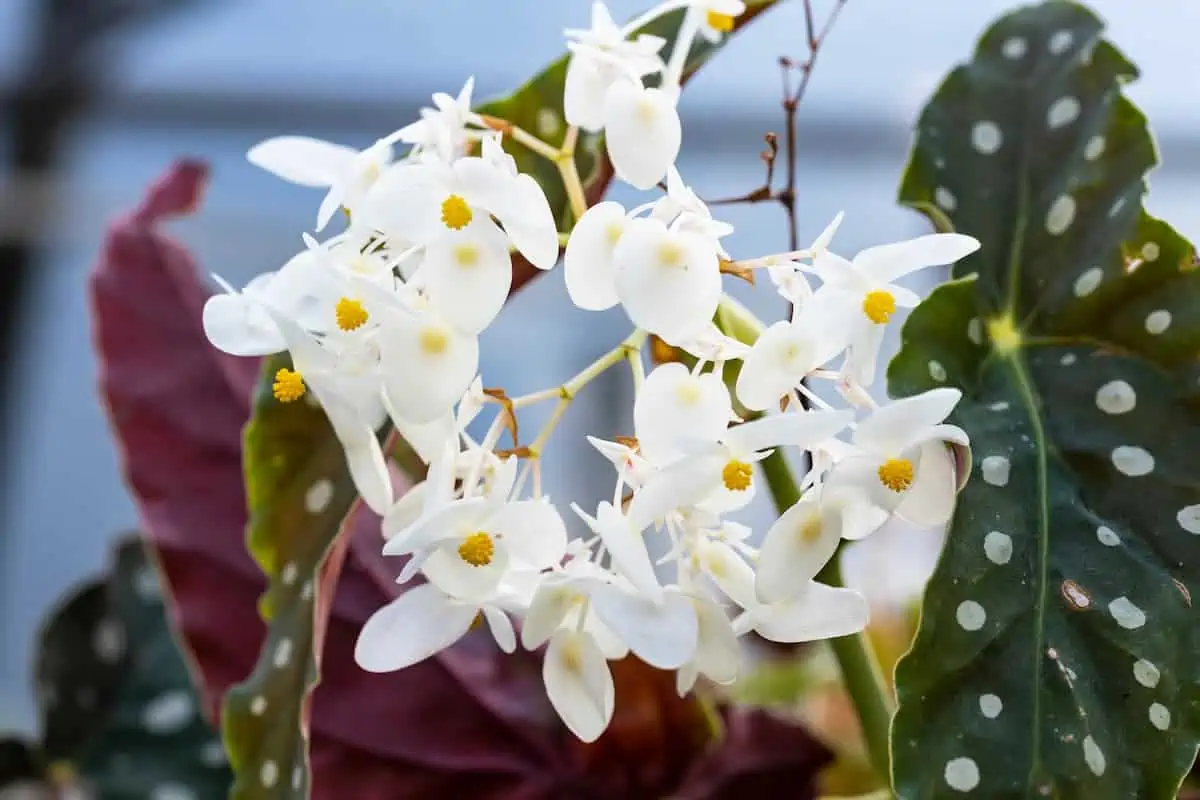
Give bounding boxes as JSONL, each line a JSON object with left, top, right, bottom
{"left": 202, "top": 0, "right": 980, "bottom": 743}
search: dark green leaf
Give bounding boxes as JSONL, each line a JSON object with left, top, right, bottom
{"left": 0, "top": 738, "right": 46, "bottom": 787}
{"left": 75, "top": 536, "right": 232, "bottom": 799}
{"left": 223, "top": 7, "right": 782, "bottom": 797}
{"left": 889, "top": 3, "right": 1200, "bottom": 797}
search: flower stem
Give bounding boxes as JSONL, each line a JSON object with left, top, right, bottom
{"left": 718, "top": 293, "right": 894, "bottom": 788}
{"left": 556, "top": 126, "right": 589, "bottom": 224}
{"left": 757, "top": 447, "right": 894, "bottom": 786}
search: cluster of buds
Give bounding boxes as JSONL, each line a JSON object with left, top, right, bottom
{"left": 202, "top": 0, "right": 979, "bottom": 742}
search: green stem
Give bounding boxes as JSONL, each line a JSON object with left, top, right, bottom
{"left": 758, "top": 418, "right": 895, "bottom": 788}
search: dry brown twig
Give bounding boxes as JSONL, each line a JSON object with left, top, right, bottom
{"left": 707, "top": 0, "right": 849, "bottom": 250}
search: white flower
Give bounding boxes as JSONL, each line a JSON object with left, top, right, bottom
{"left": 575, "top": 501, "right": 663, "bottom": 602}
{"left": 355, "top": 582, "right": 517, "bottom": 674}
{"left": 613, "top": 217, "right": 720, "bottom": 342}
{"left": 385, "top": 490, "right": 568, "bottom": 601}
{"left": 587, "top": 583, "right": 699, "bottom": 669}
{"left": 827, "top": 388, "right": 968, "bottom": 535}
{"left": 394, "top": 77, "right": 483, "bottom": 162}
{"left": 674, "top": 594, "right": 740, "bottom": 694}
{"left": 734, "top": 300, "right": 854, "bottom": 412}
{"left": 362, "top": 153, "right": 558, "bottom": 276}
{"left": 811, "top": 232, "right": 980, "bottom": 384}
{"left": 603, "top": 80, "right": 682, "bottom": 190}
{"left": 695, "top": 0, "right": 746, "bottom": 42}
{"left": 202, "top": 248, "right": 334, "bottom": 357}
{"left": 564, "top": 201, "right": 628, "bottom": 311}
{"left": 564, "top": 2, "right": 667, "bottom": 131}
{"left": 247, "top": 135, "right": 395, "bottom": 231}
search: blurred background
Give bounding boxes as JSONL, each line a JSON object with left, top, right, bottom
{"left": 1, "top": 0, "right": 1198, "bottom": 732}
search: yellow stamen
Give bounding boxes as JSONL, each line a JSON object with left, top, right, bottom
{"left": 335, "top": 297, "right": 369, "bottom": 331}
{"left": 862, "top": 290, "right": 897, "bottom": 324}
{"left": 440, "top": 194, "right": 473, "bottom": 230}
{"left": 706, "top": 10, "right": 735, "bottom": 31}
{"left": 419, "top": 326, "right": 450, "bottom": 356}
{"left": 878, "top": 457, "right": 915, "bottom": 492}
{"left": 272, "top": 368, "right": 306, "bottom": 403}
{"left": 722, "top": 459, "right": 754, "bottom": 492}
{"left": 658, "top": 240, "right": 686, "bottom": 267}
{"left": 457, "top": 532, "right": 495, "bottom": 567}
{"left": 453, "top": 244, "right": 479, "bottom": 267}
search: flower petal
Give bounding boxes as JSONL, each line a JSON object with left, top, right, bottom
{"left": 627, "top": 453, "right": 724, "bottom": 531}
{"left": 201, "top": 290, "right": 284, "bottom": 356}
{"left": 521, "top": 580, "right": 579, "bottom": 649}
{"left": 247, "top": 136, "right": 357, "bottom": 187}
{"left": 379, "top": 309, "right": 479, "bottom": 424}
{"left": 594, "top": 501, "right": 662, "bottom": 603}
{"left": 501, "top": 173, "right": 560, "bottom": 270}
{"left": 564, "top": 53, "right": 612, "bottom": 131}
{"left": 588, "top": 584, "right": 698, "bottom": 669}
{"left": 382, "top": 480, "right": 428, "bottom": 541}
{"left": 564, "top": 201, "right": 626, "bottom": 310}
{"left": 895, "top": 441, "right": 958, "bottom": 527}
{"left": 382, "top": 496, "right": 488, "bottom": 556}
{"left": 488, "top": 499, "right": 569, "bottom": 570}
{"left": 482, "top": 605, "right": 517, "bottom": 653}
{"left": 694, "top": 538, "right": 757, "bottom": 609}
{"left": 543, "top": 629, "right": 614, "bottom": 743}
{"left": 853, "top": 232, "right": 980, "bottom": 284}
{"left": 691, "top": 595, "right": 740, "bottom": 684}
{"left": 853, "top": 388, "right": 962, "bottom": 454}
{"left": 422, "top": 216, "right": 513, "bottom": 334}
{"left": 634, "top": 362, "right": 731, "bottom": 464}
{"left": 354, "top": 583, "right": 476, "bottom": 672}
{"left": 756, "top": 494, "right": 840, "bottom": 603}
{"left": 603, "top": 82, "right": 681, "bottom": 190}
{"left": 307, "top": 375, "right": 393, "bottom": 515}
{"left": 421, "top": 537, "right": 510, "bottom": 601}
{"left": 750, "top": 583, "right": 869, "bottom": 643}
{"left": 613, "top": 220, "right": 720, "bottom": 342}
{"left": 724, "top": 408, "right": 854, "bottom": 455}
{"left": 359, "top": 161, "right": 446, "bottom": 245}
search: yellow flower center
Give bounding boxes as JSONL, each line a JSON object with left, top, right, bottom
{"left": 453, "top": 244, "right": 480, "bottom": 267}
{"left": 457, "top": 532, "right": 495, "bottom": 567}
{"left": 440, "top": 194, "right": 473, "bottom": 230}
{"left": 335, "top": 297, "right": 369, "bottom": 331}
{"left": 706, "top": 10, "right": 735, "bottom": 31}
{"left": 722, "top": 459, "right": 754, "bottom": 492}
{"left": 562, "top": 640, "right": 583, "bottom": 673}
{"left": 862, "top": 290, "right": 897, "bottom": 324}
{"left": 419, "top": 326, "right": 450, "bottom": 356}
{"left": 658, "top": 240, "right": 686, "bottom": 268}
{"left": 878, "top": 457, "right": 915, "bottom": 492}
{"left": 272, "top": 368, "right": 306, "bottom": 403}
{"left": 606, "top": 222, "right": 625, "bottom": 246}
{"left": 798, "top": 514, "right": 823, "bottom": 544}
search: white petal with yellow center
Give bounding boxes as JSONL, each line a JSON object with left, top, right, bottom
{"left": 603, "top": 81, "right": 681, "bottom": 190}
{"left": 543, "top": 629, "right": 614, "bottom": 743}
{"left": 379, "top": 308, "right": 479, "bottom": 424}
{"left": 564, "top": 201, "right": 627, "bottom": 310}
{"left": 634, "top": 362, "right": 731, "bottom": 464}
{"left": 422, "top": 216, "right": 513, "bottom": 334}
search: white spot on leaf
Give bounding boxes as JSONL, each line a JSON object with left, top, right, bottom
{"left": 93, "top": 617, "right": 126, "bottom": 664}
{"left": 929, "top": 360, "right": 947, "bottom": 382}
{"left": 201, "top": 740, "right": 227, "bottom": 767}
{"left": 967, "top": 318, "right": 983, "bottom": 345}
{"left": 935, "top": 187, "right": 957, "bottom": 212}
{"left": 1048, "top": 30, "right": 1074, "bottom": 54}
{"left": 1084, "top": 135, "right": 1105, "bottom": 160}
{"left": 1083, "top": 735, "right": 1106, "bottom": 776}
{"left": 282, "top": 562, "right": 299, "bottom": 586}
{"left": 1141, "top": 242, "right": 1160, "bottom": 262}
{"left": 981, "top": 455, "right": 1011, "bottom": 486}
{"left": 979, "top": 694, "right": 1003, "bottom": 718}
{"left": 150, "top": 785, "right": 197, "bottom": 800}
{"left": 956, "top": 600, "right": 987, "bottom": 631}
{"left": 1002, "top": 37, "right": 1027, "bottom": 59}
{"left": 274, "top": 638, "right": 293, "bottom": 669}
{"left": 1109, "top": 196, "right": 1127, "bottom": 218}
{"left": 1046, "top": 195, "right": 1076, "bottom": 234}
{"left": 971, "top": 121, "right": 1003, "bottom": 154}
{"left": 1108, "top": 596, "right": 1147, "bottom": 629}
{"left": 988, "top": 401, "right": 1010, "bottom": 412}
{"left": 1047, "top": 97, "right": 1080, "bottom": 129}
{"left": 944, "top": 757, "right": 980, "bottom": 792}
{"left": 1133, "top": 659, "right": 1161, "bottom": 688}
{"left": 1177, "top": 505, "right": 1200, "bottom": 534}
{"left": 143, "top": 691, "right": 194, "bottom": 734}
{"left": 1111, "top": 446, "right": 1154, "bottom": 477}
{"left": 1096, "top": 526, "right": 1120, "bottom": 546}
{"left": 1060, "top": 353, "right": 1077, "bottom": 366}
{"left": 1149, "top": 702, "right": 1171, "bottom": 730}
{"left": 261, "top": 760, "right": 279, "bottom": 788}
{"left": 1073, "top": 267, "right": 1102, "bottom": 297}
{"left": 984, "top": 531, "right": 1013, "bottom": 565}
{"left": 1095, "top": 380, "right": 1136, "bottom": 415}
{"left": 250, "top": 695, "right": 267, "bottom": 716}
{"left": 305, "top": 478, "right": 335, "bottom": 514}
{"left": 1145, "top": 310, "right": 1171, "bottom": 335}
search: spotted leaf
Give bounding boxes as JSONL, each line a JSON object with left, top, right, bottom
{"left": 888, "top": 4, "right": 1200, "bottom": 798}
{"left": 72, "top": 536, "right": 233, "bottom": 798}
